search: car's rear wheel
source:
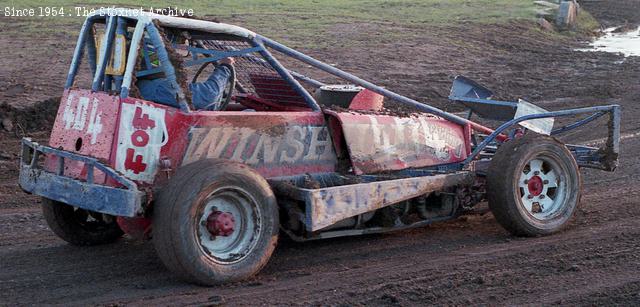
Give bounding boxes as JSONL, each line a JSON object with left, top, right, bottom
{"left": 487, "top": 134, "right": 581, "bottom": 236}
{"left": 41, "top": 198, "right": 124, "bottom": 245}
{"left": 152, "top": 159, "right": 279, "bottom": 285}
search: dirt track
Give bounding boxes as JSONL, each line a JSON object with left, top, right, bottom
{"left": 1, "top": 1, "right": 640, "bottom": 305}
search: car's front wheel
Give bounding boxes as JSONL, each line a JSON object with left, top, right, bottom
{"left": 487, "top": 134, "right": 581, "bottom": 236}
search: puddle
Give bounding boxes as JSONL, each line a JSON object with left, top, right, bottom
{"left": 576, "top": 26, "right": 640, "bottom": 57}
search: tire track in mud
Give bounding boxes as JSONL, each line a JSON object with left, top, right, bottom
{"left": 2, "top": 1, "right": 640, "bottom": 305}
{"left": 1, "top": 132, "right": 638, "bottom": 306}
{"left": 114, "top": 216, "right": 640, "bottom": 306}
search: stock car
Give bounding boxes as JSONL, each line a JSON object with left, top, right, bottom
{"left": 19, "top": 8, "right": 620, "bottom": 285}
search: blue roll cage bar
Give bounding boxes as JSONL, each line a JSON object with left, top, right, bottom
{"left": 63, "top": 11, "right": 620, "bottom": 171}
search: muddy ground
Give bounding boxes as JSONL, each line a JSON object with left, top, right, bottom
{"left": 1, "top": 0, "right": 640, "bottom": 305}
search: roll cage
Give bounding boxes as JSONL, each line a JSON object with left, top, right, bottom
{"left": 64, "top": 8, "right": 620, "bottom": 171}
{"left": 64, "top": 9, "right": 321, "bottom": 112}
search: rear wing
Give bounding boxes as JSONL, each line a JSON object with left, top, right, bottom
{"left": 449, "top": 76, "right": 620, "bottom": 171}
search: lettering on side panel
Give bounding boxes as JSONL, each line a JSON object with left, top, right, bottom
{"left": 182, "top": 125, "right": 336, "bottom": 166}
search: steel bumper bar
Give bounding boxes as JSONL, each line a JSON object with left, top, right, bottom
{"left": 18, "top": 138, "right": 144, "bottom": 217}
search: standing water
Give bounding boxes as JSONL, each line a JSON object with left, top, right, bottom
{"left": 577, "top": 26, "right": 640, "bottom": 57}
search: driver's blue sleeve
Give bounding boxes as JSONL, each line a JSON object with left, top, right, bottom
{"left": 137, "top": 79, "right": 179, "bottom": 107}
{"left": 190, "top": 66, "right": 231, "bottom": 110}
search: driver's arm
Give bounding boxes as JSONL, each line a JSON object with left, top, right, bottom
{"left": 189, "top": 58, "right": 234, "bottom": 110}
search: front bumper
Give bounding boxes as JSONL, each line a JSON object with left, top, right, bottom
{"left": 19, "top": 138, "right": 144, "bottom": 217}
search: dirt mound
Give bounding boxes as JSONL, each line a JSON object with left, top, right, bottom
{"left": 0, "top": 97, "right": 60, "bottom": 134}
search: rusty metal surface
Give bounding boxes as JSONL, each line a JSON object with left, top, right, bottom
{"left": 19, "top": 139, "right": 144, "bottom": 217}
{"left": 172, "top": 111, "right": 339, "bottom": 178}
{"left": 47, "top": 89, "right": 121, "bottom": 183}
{"left": 294, "top": 171, "right": 473, "bottom": 231}
{"left": 326, "top": 111, "right": 469, "bottom": 175}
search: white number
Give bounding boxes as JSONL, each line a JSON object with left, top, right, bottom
{"left": 62, "top": 95, "right": 103, "bottom": 144}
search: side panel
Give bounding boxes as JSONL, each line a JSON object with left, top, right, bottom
{"left": 114, "top": 99, "right": 339, "bottom": 181}
{"left": 166, "top": 111, "right": 338, "bottom": 178}
{"left": 48, "top": 89, "right": 120, "bottom": 182}
{"left": 304, "top": 172, "right": 472, "bottom": 231}
{"left": 327, "top": 112, "right": 469, "bottom": 174}
{"left": 114, "top": 99, "right": 168, "bottom": 183}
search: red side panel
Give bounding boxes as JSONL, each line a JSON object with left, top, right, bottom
{"left": 162, "top": 110, "right": 338, "bottom": 179}
{"left": 325, "top": 111, "right": 469, "bottom": 175}
{"left": 47, "top": 89, "right": 121, "bottom": 182}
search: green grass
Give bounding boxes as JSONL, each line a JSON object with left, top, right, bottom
{"left": 574, "top": 10, "right": 601, "bottom": 35}
{"left": 1, "top": 0, "right": 538, "bottom": 43}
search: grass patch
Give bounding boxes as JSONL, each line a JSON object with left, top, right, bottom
{"left": 574, "top": 10, "right": 601, "bottom": 35}
{"left": 2, "top": 0, "right": 538, "bottom": 43}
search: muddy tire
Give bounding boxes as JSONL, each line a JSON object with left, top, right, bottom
{"left": 152, "top": 159, "right": 279, "bottom": 286}
{"left": 41, "top": 198, "right": 124, "bottom": 245}
{"left": 487, "top": 134, "right": 581, "bottom": 237}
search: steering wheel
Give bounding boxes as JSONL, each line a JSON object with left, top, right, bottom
{"left": 192, "top": 62, "right": 236, "bottom": 111}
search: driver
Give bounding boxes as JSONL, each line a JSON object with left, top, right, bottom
{"left": 137, "top": 51, "right": 235, "bottom": 110}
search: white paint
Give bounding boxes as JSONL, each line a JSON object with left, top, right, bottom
{"left": 72, "top": 97, "right": 89, "bottom": 131}
{"left": 182, "top": 125, "right": 335, "bottom": 166}
{"left": 115, "top": 102, "right": 166, "bottom": 183}
{"left": 61, "top": 94, "right": 104, "bottom": 144}
{"left": 341, "top": 115, "right": 465, "bottom": 167}
{"left": 62, "top": 94, "right": 76, "bottom": 130}
{"left": 576, "top": 26, "right": 640, "bottom": 57}
{"left": 86, "top": 98, "right": 103, "bottom": 144}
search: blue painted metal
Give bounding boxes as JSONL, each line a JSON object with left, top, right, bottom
{"left": 463, "top": 105, "right": 621, "bottom": 171}
{"left": 551, "top": 111, "right": 607, "bottom": 135}
{"left": 610, "top": 105, "right": 621, "bottom": 155}
{"left": 251, "top": 37, "right": 322, "bottom": 111}
{"left": 113, "top": 17, "right": 128, "bottom": 92}
{"left": 86, "top": 26, "right": 97, "bottom": 77}
{"left": 135, "top": 43, "right": 263, "bottom": 78}
{"left": 121, "top": 20, "right": 146, "bottom": 99}
{"left": 142, "top": 39, "right": 153, "bottom": 68}
{"left": 65, "top": 15, "right": 100, "bottom": 88}
{"left": 19, "top": 139, "right": 144, "bottom": 217}
{"left": 135, "top": 67, "right": 164, "bottom": 78}
{"left": 566, "top": 144, "right": 607, "bottom": 169}
{"left": 450, "top": 75, "right": 494, "bottom": 99}
{"left": 449, "top": 96, "right": 518, "bottom": 121}
{"left": 92, "top": 16, "right": 117, "bottom": 92}
{"left": 64, "top": 14, "right": 620, "bottom": 175}
{"left": 289, "top": 71, "right": 325, "bottom": 88}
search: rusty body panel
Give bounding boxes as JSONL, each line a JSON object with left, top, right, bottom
{"left": 111, "top": 97, "right": 339, "bottom": 182}
{"left": 47, "top": 89, "right": 121, "bottom": 184}
{"left": 276, "top": 171, "right": 473, "bottom": 231}
{"left": 325, "top": 111, "right": 470, "bottom": 175}
{"left": 177, "top": 112, "right": 338, "bottom": 178}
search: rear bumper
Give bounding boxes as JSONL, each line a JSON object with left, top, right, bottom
{"left": 19, "top": 138, "right": 144, "bottom": 217}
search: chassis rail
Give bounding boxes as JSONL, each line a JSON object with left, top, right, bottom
{"left": 19, "top": 138, "right": 144, "bottom": 217}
